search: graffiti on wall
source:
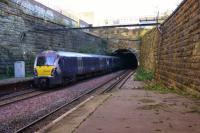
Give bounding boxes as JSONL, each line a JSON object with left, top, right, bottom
{"left": 11, "top": 0, "right": 77, "bottom": 27}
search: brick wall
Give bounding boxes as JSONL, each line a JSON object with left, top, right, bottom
{"left": 140, "top": 0, "right": 200, "bottom": 95}
{"left": 0, "top": 1, "right": 107, "bottom": 75}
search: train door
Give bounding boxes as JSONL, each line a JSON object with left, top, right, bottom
{"left": 106, "top": 58, "right": 109, "bottom": 66}
{"left": 58, "top": 57, "right": 64, "bottom": 74}
{"left": 100, "top": 58, "right": 103, "bottom": 71}
{"left": 77, "top": 57, "right": 83, "bottom": 74}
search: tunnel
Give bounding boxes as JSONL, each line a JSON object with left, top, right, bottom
{"left": 112, "top": 49, "right": 138, "bottom": 69}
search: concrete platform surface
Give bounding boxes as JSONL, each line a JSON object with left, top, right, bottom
{"left": 46, "top": 78, "right": 200, "bottom": 133}
{"left": 0, "top": 77, "right": 33, "bottom": 86}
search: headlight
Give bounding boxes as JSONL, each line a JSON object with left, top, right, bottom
{"left": 51, "top": 68, "right": 57, "bottom": 76}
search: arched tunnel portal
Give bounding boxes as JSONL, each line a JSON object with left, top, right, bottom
{"left": 112, "top": 49, "right": 138, "bottom": 69}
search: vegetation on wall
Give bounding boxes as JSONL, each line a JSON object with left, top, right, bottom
{"left": 6, "top": 65, "right": 14, "bottom": 76}
{"left": 145, "top": 81, "right": 200, "bottom": 99}
{"left": 0, "top": 0, "right": 8, "bottom": 5}
{"left": 23, "top": 51, "right": 35, "bottom": 77}
{"left": 145, "top": 82, "right": 175, "bottom": 94}
{"left": 134, "top": 68, "right": 200, "bottom": 99}
{"left": 134, "top": 68, "right": 154, "bottom": 81}
{"left": 135, "top": 68, "right": 200, "bottom": 98}
{"left": 138, "top": 29, "right": 149, "bottom": 39}
{"left": 0, "top": 65, "right": 14, "bottom": 79}
{"left": 78, "top": 46, "right": 97, "bottom": 54}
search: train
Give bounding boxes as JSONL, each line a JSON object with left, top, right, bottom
{"left": 34, "top": 50, "right": 122, "bottom": 88}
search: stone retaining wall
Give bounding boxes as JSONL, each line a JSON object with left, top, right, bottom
{"left": 90, "top": 28, "right": 141, "bottom": 53}
{"left": 140, "top": 0, "right": 200, "bottom": 95}
{"left": 0, "top": 1, "right": 107, "bottom": 75}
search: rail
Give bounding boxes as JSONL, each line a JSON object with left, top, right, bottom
{"left": 15, "top": 70, "right": 133, "bottom": 133}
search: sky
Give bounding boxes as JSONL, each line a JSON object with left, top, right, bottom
{"left": 36, "top": 0, "right": 183, "bottom": 24}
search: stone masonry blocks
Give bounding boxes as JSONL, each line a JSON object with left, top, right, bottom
{"left": 140, "top": 0, "right": 200, "bottom": 95}
{"left": 0, "top": 2, "right": 107, "bottom": 75}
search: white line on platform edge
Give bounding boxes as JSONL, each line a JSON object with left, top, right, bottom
{"left": 36, "top": 96, "right": 95, "bottom": 133}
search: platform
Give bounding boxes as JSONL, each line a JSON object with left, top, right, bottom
{"left": 40, "top": 78, "right": 200, "bottom": 133}
{"left": 0, "top": 77, "right": 33, "bottom": 86}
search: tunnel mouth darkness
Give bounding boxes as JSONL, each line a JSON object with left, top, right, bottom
{"left": 112, "top": 49, "right": 138, "bottom": 69}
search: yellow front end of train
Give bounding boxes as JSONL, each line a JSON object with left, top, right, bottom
{"left": 34, "top": 51, "right": 60, "bottom": 88}
{"left": 35, "top": 66, "right": 55, "bottom": 77}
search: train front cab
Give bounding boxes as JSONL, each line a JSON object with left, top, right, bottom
{"left": 34, "top": 54, "right": 62, "bottom": 88}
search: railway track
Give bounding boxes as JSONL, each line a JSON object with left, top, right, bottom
{"left": 0, "top": 89, "right": 35, "bottom": 101}
{"left": 15, "top": 70, "right": 134, "bottom": 133}
{"left": 0, "top": 89, "right": 51, "bottom": 107}
{"left": 0, "top": 73, "right": 112, "bottom": 107}
{"left": 0, "top": 70, "right": 131, "bottom": 108}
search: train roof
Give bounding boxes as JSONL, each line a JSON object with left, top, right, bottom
{"left": 39, "top": 50, "right": 118, "bottom": 59}
{"left": 57, "top": 51, "right": 117, "bottom": 58}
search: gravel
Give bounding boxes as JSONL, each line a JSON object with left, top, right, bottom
{"left": 0, "top": 71, "right": 123, "bottom": 133}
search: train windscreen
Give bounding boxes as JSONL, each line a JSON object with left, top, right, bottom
{"left": 37, "top": 56, "right": 56, "bottom": 66}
